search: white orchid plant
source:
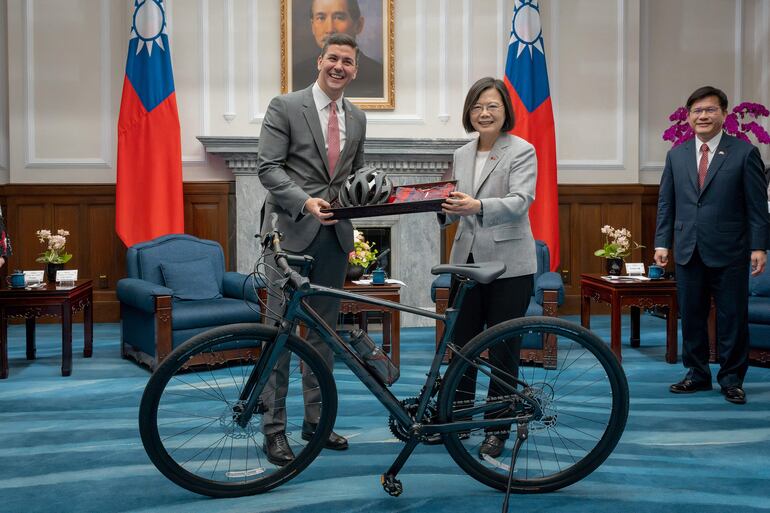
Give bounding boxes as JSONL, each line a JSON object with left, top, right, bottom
{"left": 36, "top": 229, "right": 73, "bottom": 264}
{"left": 594, "top": 225, "right": 644, "bottom": 259}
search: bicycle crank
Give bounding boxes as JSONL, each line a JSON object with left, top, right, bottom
{"left": 381, "top": 473, "right": 403, "bottom": 497}
{"left": 388, "top": 397, "right": 438, "bottom": 443}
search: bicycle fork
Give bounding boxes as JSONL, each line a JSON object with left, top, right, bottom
{"left": 232, "top": 328, "right": 294, "bottom": 428}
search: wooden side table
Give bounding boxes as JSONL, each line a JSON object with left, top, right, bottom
{"left": 0, "top": 279, "right": 93, "bottom": 378}
{"left": 580, "top": 274, "right": 678, "bottom": 364}
{"left": 300, "top": 282, "right": 402, "bottom": 369}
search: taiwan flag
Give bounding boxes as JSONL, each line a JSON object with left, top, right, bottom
{"left": 116, "top": 0, "right": 184, "bottom": 248}
{"left": 505, "top": 0, "right": 559, "bottom": 271}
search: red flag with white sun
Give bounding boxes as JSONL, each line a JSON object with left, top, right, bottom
{"left": 505, "top": 0, "right": 560, "bottom": 271}
{"left": 116, "top": 0, "right": 184, "bottom": 247}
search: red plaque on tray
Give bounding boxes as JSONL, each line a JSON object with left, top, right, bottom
{"left": 323, "top": 180, "right": 457, "bottom": 220}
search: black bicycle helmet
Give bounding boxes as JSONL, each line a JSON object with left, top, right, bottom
{"left": 338, "top": 166, "right": 393, "bottom": 207}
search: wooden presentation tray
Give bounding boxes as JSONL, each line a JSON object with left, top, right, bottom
{"left": 324, "top": 180, "right": 457, "bottom": 220}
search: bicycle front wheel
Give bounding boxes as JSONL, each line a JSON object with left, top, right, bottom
{"left": 139, "top": 323, "right": 338, "bottom": 497}
{"left": 438, "top": 316, "right": 629, "bottom": 493}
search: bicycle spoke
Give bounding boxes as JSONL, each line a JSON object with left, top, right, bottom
{"left": 140, "top": 326, "right": 337, "bottom": 496}
{"left": 439, "top": 317, "right": 628, "bottom": 492}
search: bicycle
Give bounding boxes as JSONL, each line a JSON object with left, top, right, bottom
{"left": 138, "top": 218, "right": 630, "bottom": 505}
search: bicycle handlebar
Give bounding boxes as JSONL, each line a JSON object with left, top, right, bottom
{"left": 263, "top": 213, "right": 310, "bottom": 291}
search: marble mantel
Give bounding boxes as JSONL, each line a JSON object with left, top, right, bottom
{"left": 198, "top": 136, "right": 467, "bottom": 326}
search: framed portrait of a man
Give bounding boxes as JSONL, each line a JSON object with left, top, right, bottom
{"left": 281, "top": 0, "right": 395, "bottom": 110}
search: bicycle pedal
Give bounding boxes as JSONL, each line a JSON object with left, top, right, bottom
{"left": 380, "top": 474, "right": 403, "bottom": 497}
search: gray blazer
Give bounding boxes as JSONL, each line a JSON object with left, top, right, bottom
{"left": 439, "top": 134, "right": 538, "bottom": 279}
{"left": 258, "top": 85, "right": 367, "bottom": 253}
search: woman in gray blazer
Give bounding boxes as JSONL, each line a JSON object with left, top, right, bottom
{"left": 439, "top": 76, "right": 537, "bottom": 459}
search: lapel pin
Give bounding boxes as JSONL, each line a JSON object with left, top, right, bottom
{"left": 718, "top": 151, "right": 725, "bottom": 155}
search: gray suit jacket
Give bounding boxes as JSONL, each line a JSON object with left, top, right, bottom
{"left": 439, "top": 134, "right": 538, "bottom": 279}
{"left": 258, "top": 85, "right": 367, "bottom": 253}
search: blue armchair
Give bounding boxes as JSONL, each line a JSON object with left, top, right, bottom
{"left": 117, "top": 234, "right": 264, "bottom": 370}
{"left": 709, "top": 269, "right": 770, "bottom": 367}
{"left": 431, "top": 240, "right": 565, "bottom": 368}
{"left": 746, "top": 270, "right": 770, "bottom": 366}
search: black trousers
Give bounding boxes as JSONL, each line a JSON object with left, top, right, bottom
{"left": 448, "top": 255, "right": 534, "bottom": 435}
{"left": 676, "top": 247, "right": 749, "bottom": 388}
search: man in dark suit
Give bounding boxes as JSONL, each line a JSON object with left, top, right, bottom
{"left": 654, "top": 85, "right": 769, "bottom": 404}
{"left": 258, "top": 32, "right": 367, "bottom": 464}
{"left": 292, "top": 0, "right": 383, "bottom": 98}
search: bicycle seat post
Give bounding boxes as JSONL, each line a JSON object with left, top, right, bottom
{"left": 440, "top": 277, "right": 476, "bottom": 345}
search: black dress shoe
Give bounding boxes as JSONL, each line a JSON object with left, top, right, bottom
{"left": 478, "top": 434, "right": 506, "bottom": 459}
{"left": 669, "top": 378, "right": 712, "bottom": 394}
{"left": 301, "top": 421, "right": 349, "bottom": 450}
{"left": 263, "top": 432, "right": 295, "bottom": 466}
{"left": 721, "top": 386, "right": 746, "bottom": 404}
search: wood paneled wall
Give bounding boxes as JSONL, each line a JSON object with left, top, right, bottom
{"left": 557, "top": 185, "right": 660, "bottom": 312}
{"left": 4, "top": 182, "right": 658, "bottom": 320}
{"left": 441, "top": 184, "right": 661, "bottom": 314}
{"left": 0, "top": 182, "right": 234, "bottom": 321}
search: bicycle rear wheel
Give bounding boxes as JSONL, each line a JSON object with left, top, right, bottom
{"left": 437, "top": 316, "right": 629, "bottom": 493}
{"left": 139, "top": 323, "right": 338, "bottom": 497}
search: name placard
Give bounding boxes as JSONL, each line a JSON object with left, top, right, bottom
{"left": 24, "top": 270, "right": 45, "bottom": 284}
{"left": 56, "top": 269, "right": 78, "bottom": 282}
{"left": 624, "top": 262, "right": 645, "bottom": 275}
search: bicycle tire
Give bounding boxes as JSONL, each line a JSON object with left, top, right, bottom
{"left": 139, "top": 323, "right": 338, "bottom": 497}
{"left": 437, "top": 316, "right": 629, "bottom": 493}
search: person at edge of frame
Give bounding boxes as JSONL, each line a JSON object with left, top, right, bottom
{"left": 654, "top": 85, "right": 770, "bottom": 405}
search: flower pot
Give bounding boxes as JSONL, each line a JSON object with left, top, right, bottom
{"left": 605, "top": 258, "right": 624, "bottom": 276}
{"left": 346, "top": 264, "right": 366, "bottom": 281}
{"left": 46, "top": 263, "right": 65, "bottom": 283}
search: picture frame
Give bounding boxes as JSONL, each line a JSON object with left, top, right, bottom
{"left": 281, "top": 0, "right": 395, "bottom": 110}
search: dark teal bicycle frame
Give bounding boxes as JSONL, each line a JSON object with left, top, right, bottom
{"left": 230, "top": 276, "right": 542, "bottom": 477}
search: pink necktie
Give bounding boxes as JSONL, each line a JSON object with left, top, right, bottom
{"left": 327, "top": 101, "right": 340, "bottom": 177}
{"left": 698, "top": 143, "right": 709, "bottom": 189}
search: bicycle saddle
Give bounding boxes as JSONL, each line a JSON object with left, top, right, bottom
{"left": 430, "top": 261, "right": 506, "bottom": 284}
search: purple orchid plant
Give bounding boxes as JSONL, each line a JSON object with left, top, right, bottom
{"left": 663, "top": 102, "right": 770, "bottom": 147}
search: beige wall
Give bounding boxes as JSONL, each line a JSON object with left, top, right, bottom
{"left": 0, "top": 0, "right": 768, "bottom": 185}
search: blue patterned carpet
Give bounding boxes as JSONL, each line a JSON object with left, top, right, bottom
{"left": 2, "top": 315, "right": 770, "bottom": 513}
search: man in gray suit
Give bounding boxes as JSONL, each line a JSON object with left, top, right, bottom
{"left": 258, "top": 32, "right": 367, "bottom": 465}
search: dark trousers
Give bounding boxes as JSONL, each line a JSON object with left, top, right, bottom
{"left": 449, "top": 257, "right": 533, "bottom": 435}
{"left": 261, "top": 226, "right": 347, "bottom": 434}
{"left": 676, "top": 247, "right": 749, "bottom": 388}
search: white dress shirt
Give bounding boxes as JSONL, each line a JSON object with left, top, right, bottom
{"left": 694, "top": 130, "right": 723, "bottom": 168}
{"left": 312, "top": 81, "right": 347, "bottom": 153}
{"left": 473, "top": 150, "right": 490, "bottom": 191}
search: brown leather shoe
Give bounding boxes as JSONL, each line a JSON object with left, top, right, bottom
{"left": 301, "top": 421, "right": 349, "bottom": 450}
{"left": 263, "top": 432, "right": 295, "bottom": 466}
{"left": 721, "top": 386, "right": 746, "bottom": 404}
{"left": 478, "top": 434, "right": 506, "bottom": 459}
{"left": 669, "top": 378, "right": 712, "bottom": 394}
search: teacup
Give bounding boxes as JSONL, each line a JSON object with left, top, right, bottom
{"left": 648, "top": 265, "right": 664, "bottom": 280}
{"left": 6, "top": 270, "right": 26, "bottom": 289}
{"left": 372, "top": 268, "right": 387, "bottom": 285}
